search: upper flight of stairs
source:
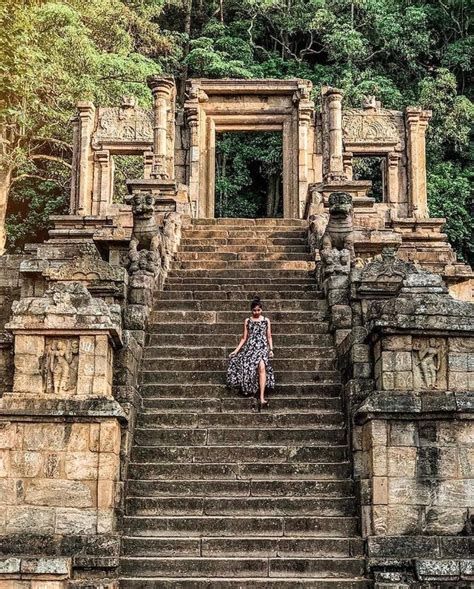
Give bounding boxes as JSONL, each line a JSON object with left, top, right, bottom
{"left": 120, "top": 218, "right": 369, "bottom": 588}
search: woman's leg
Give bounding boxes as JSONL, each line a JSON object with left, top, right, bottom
{"left": 258, "top": 360, "right": 267, "bottom": 404}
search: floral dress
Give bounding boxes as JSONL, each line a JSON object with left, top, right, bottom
{"left": 227, "top": 317, "right": 275, "bottom": 396}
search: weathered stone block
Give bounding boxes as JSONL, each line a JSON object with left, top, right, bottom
{"left": 54, "top": 508, "right": 96, "bottom": 534}
{"left": 386, "top": 505, "right": 421, "bottom": 534}
{"left": 382, "top": 335, "right": 412, "bottom": 351}
{"left": 388, "top": 478, "right": 431, "bottom": 505}
{"left": 330, "top": 305, "right": 352, "bottom": 329}
{"left": 381, "top": 351, "right": 412, "bottom": 372}
{"left": 372, "top": 477, "right": 388, "bottom": 504}
{"left": 389, "top": 422, "right": 418, "bottom": 446}
{"left": 23, "top": 480, "right": 94, "bottom": 508}
{"left": 9, "top": 452, "right": 43, "bottom": 478}
{"left": 371, "top": 446, "right": 387, "bottom": 477}
{"left": 424, "top": 507, "right": 467, "bottom": 535}
{"left": 416, "top": 559, "right": 460, "bottom": 581}
{"left": 7, "top": 506, "right": 55, "bottom": 534}
{"left": 64, "top": 452, "right": 98, "bottom": 480}
{"left": 387, "top": 447, "right": 417, "bottom": 477}
{"left": 449, "top": 352, "right": 468, "bottom": 371}
{"left": 22, "top": 424, "right": 66, "bottom": 452}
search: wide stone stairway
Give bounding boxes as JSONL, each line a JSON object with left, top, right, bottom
{"left": 120, "top": 218, "right": 369, "bottom": 588}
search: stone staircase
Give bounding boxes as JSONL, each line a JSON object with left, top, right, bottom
{"left": 120, "top": 218, "right": 369, "bottom": 588}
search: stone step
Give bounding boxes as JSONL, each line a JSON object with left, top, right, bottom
{"left": 120, "top": 576, "right": 371, "bottom": 589}
{"left": 156, "top": 290, "right": 322, "bottom": 300}
{"left": 151, "top": 300, "right": 326, "bottom": 312}
{"left": 182, "top": 230, "right": 307, "bottom": 239}
{"left": 191, "top": 218, "right": 307, "bottom": 226}
{"left": 141, "top": 370, "right": 340, "bottom": 385}
{"left": 180, "top": 237, "right": 309, "bottom": 247}
{"left": 134, "top": 427, "right": 345, "bottom": 447}
{"left": 174, "top": 261, "right": 314, "bottom": 270}
{"left": 146, "top": 334, "right": 334, "bottom": 347}
{"left": 131, "top": 445, "right": 348, "bottom": 464}
{"left": 122, "top": 536, "right": 364, "bottom": 558}
{"left": 123, "top": 515, "right": 359, "bottom": 538}
{"left": 180, "top": 245, "right": 309, "bottom": 253}
{"left": 167, "top": 269, "right": 314, "bottom": 279}
{"left": 126, "top": 479, "right": 354, "bottom": 498}
{"left": 128, "top": 462, "right": 350, "bottom": 482}
{"left": 177, "top": 252, "right": 312, "bottom": 261}
{"left": 146, "top": 322, "right": 330, "bottom": 335}
{"left": 142, "top": 359, "right": 335, "bottom": 373}
{"left": 120, "top": 556, "right": 365, "bottom": 578}
{"left": 165, "top": 278, "right": 317, "bottom": 287}
{"left": 148, "top": 310, "right": 326, "bottom": 324}
{"left": 137, "top": 412, "right": 343, "bottom": 429}
{"left": 142, "top": 396, "right": 342, "bottom": 408}
{"left": 144, "top": 346, "right": 335, "bottom": 360}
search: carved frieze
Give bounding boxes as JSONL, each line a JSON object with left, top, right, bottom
{"left": 92, "top": 97, "right": 153, "bottom": 147}
{"left": 342, "top": 109, "right": 400, "bottom": 145}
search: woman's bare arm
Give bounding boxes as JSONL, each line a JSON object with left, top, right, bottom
{"left": 266, "top": 318, "right": 274, "bottom": 357}
{"left": 229, "top": 319, "right": 249, "bottom": 357}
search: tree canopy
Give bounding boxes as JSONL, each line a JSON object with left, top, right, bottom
{"left": 1, "top": 0, "right": 472, "bottom": 263}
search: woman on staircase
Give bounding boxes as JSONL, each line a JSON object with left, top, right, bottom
{"left": 227, "top": 296, "right": 275, "bottom": 410}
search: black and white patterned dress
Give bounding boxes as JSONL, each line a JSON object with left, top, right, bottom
{"left": 227, "top": 317, "right": 275, "bottom": 396}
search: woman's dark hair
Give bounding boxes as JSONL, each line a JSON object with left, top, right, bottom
{"left": 251, "top": 296, "right": 263, "bottom": 311}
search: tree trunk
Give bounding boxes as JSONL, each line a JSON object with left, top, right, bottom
{"left": 178, "top": 0, "right": 193, "bottom": 104}
{"left": 266, "top": 174, "right": 275, "bottom": 217}
{"left": 0, "top": 166, "right": 12, "bottom": 255}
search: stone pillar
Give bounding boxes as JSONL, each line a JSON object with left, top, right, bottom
{"left": 71, "top": 102, "right": 95, "bottom": 215}
{"left": 405, "top": 107, "right": 432, "bottom": 218}
{"left": 343, "top": 152, "right": 353, "bottom": 180}
{"left": 92, "top": 150, "right": 112, "bottom": 215}
{"left": 297, "top": 82, "right": 314, "bottom": 218}
{"left": 143, "top": 150, "right": 154, "bottom": 179}
{"left": 387, "top": 152, "right": 400, "bottom": 211}
{"left": 326, "top": 88, "right": 345, "bottom": 180}
{"left": 147, "top": 76, "right": 175, "bottom": 180}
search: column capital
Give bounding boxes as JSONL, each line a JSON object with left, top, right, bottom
{"left": 147, "top": 75, "right": 175, "bottom": 97}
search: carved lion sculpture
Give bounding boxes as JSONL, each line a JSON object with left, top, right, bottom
{"left": 321, "top": 192, "right": 355, "bottom": 262}
{"left": 127, "top": 192, "right": 163, "bottom": 276}
{"left": 307, "top": 187, "right": 329, "bottom": 254}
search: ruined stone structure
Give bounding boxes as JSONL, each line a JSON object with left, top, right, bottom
{"left": 0, "top": 78, "right": 472, "bottom": 588}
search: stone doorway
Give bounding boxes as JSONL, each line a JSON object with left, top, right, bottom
{"left": 214, "top": 131, "right": 283, "bottom": 219}
{"left": 184, "top": 79, "right": 314, "bottom": 219}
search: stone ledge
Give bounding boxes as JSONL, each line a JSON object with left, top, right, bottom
{"left": 0, "top": 397, "right": 128, "bottom": 421}
{"left": 368, "top": 536, "right": 474, "bottom": 559}
{"left": 355, "top": 391, "right": 474, "bottom": 422}
{"left": 0, "top": 556, "right": 70, "bottom": 577}
{"left": 0, "top": 534, "right": 120, "bottom": 559}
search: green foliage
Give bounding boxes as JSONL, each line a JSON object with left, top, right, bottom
{"left": 428, "top": 162, "right": 473, "bottom": 266}
{"left": 215, "top": 133, "right": 283, "bottom": 218}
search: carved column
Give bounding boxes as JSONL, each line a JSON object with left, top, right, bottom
{"left": 297, "top": 81, "right": 315, "bottom": 218}
{"left": 326, "top": 88, "right": 345, "bottom": 180}
{"left": 71, "top": 101, "right": 95, "bottom": 215}
{"left": 184, "top": 82, "right": 206, "bottom": 217}
{"left": 92, "top": 150, "right": 112, "bottom": 215}
{"left": 386, "top": 152, "right": 400, "bottom": 211}
{"left": 148, "top": 76, "right": 176, "bottom": 180}
{"left": 343, "top": 152, "right": 353, "bottom": 180}
{"left": 143, "top": 150, "right": 154, "bottom": 179}
{"left": 405, "top": 107, "right": 432, "bottom": 218}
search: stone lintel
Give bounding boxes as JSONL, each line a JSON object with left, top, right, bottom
{"left": 188, "top": 78, "right": 311, "bottom": 95}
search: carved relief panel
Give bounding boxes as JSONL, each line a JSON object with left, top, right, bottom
{"left": 41, "top": 338, "right": 79, "bottom": 395}
{"left": 92, "top": 99, "right": 154, "bottom": 148}
{"left": 412, "top": 337, "right": 447, "bottom": 391}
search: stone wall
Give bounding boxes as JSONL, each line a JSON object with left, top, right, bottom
{"left": 319, "top": 241, "right": 474, "bottom": 587}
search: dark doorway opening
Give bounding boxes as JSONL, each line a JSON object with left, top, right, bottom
{"left": 353, "top": 156, "right": 386, "bottom": 203}
{"left": 215, "top": 132, "right": 283, "bottom": 218}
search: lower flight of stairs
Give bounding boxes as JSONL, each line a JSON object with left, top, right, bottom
{"left": 120, "top": 218, "right": 369, "bottom": 588}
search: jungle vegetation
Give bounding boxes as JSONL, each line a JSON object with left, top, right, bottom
{"left": 1, "top": 0, "right": 472, "bottom": 263}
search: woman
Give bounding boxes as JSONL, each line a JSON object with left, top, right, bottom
{"left": 227, "top": 296, "right": 275, "bottom": 410}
